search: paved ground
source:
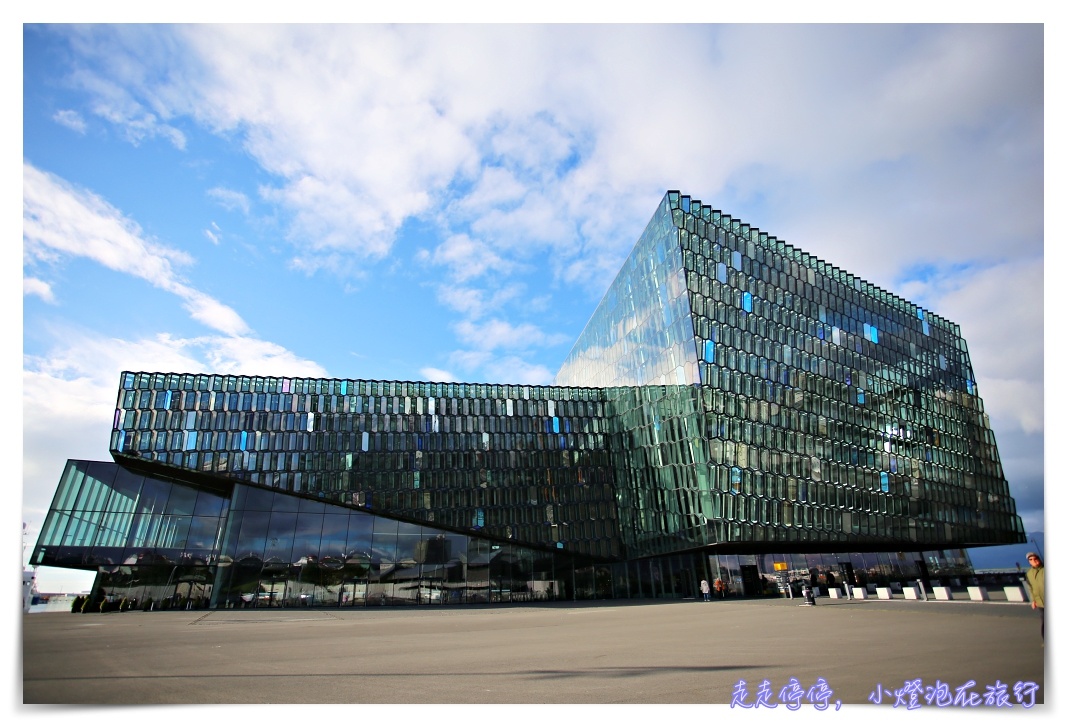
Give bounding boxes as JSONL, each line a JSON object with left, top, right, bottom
{"left": 21, "top": 596, "right": 1045, "bottom": 710}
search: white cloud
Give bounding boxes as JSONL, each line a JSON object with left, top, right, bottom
{"left": 193, "top": 335, "right": 329, "bottom": 377}
{"left": 25, "top": 163, "right": 189, "bottom": 270}
{"left": 23, "top": 277, "right": 55, "bottom": 303}
{"left": 260, "top": 176, "right": 397, "bottom": 265}
{"left": 481, "top": 356, "right": 554, "bottom": 385}
{"left": 52, "top": 109, "right": 87, "bottom": 134}
{"left": 454, "top": 318, "right": 568, "bottom": 351}
{"left": 46, "top": 24, "right": 1043, "bottom": 374}
{"left": 980, "top": 378, "right": 1043, "bottom": 435}
{"left": 435, "top": 283, "right": 523, "bottom": 319}
{"left": 49, "top": 25, "right": 1042, "bottom": 286}
{"left": 50, "top": 26, "right": 669, "bottom": 278}
{"left": 448, "top": 349, "right": 491, "bottom": 372}
{"left": 437, "top": 350, "right": 553, "bottom": 386}
{"left": 175, "top": 287, "right": 251, "bottom": 336}
{"left": 428, "top": 233, "right": 512, "bottom": 282}
{"left": 469, "top": 191, "right": 578, "bottom": 252}
{"left": 436, "top": 286, "right": 485, "bottom": 317}
{"left": 179, "top": 25, "right": 481, "bottom": 261}
{"left": 23, "top": 162, "right": 250, "bottom": 337}
{"left": 459, "top": 166, "right": 526, "bottom": 211}
{"left": 92, "top": 93, "right": 187, "bottom": 150}
{"left": 65, "top": 40, "right": 188, "bottom": 150}
{"left": 487, "top": 114, "right": 580, "bottom": 180}
{"left": 204, "top": 227, "right": 220, "bottom": 245}
{"left": 419, "top": 367, "right": 457, "bottom": 382}
{"left": 207, "top": 187, "right": 251, "bottom": 215}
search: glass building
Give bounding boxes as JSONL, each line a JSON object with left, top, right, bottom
{"left": 31, "top": 191, "right": 1025, "bottom": 609}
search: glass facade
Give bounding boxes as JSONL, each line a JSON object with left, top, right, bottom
{"left": 558, "top": 192, "right": 1023, "bottom": 554}
{"left": 31, "top": 191, "right": 1025, "bottom": 607}
{"left": 108, "top": 374, "right": 621, "bottom": 559}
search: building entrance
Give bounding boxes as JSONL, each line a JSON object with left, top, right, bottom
{"left": 740, "top": 564, "right": 762, "bottom": 597}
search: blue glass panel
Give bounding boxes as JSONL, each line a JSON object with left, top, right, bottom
{"left": 345, "top": 512, "right": 374, "bottom": 556}
{"left": 193, "top": 489, "right": 228, "bottom": 518}
{"left": 290, "top": 512, "right": 325, "bottom": 562}
{"left": 243, "top": 487, "right": 277, "bottom": 512}
{"left": 263, "top": 511, "right": 297, "bottom": 561}
{"left": 186, "top": 516, "right": 221, "bottom": 550}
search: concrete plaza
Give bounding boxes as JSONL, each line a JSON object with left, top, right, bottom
{"left": 22, "top": 596, "right": 1045, "bottom": 707}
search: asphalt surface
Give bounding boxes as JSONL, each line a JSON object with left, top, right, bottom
{"left": 21, "top": 596, "right": 1046, "bottom": 709}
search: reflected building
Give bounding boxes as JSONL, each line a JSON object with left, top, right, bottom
{"left": 31, "top": 191, "right": 1025, "bottom": 608}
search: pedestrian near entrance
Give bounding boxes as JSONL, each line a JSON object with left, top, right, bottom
{"left": 714, "top": 578, "right": 725, "bottom": 599}
{"left": 1024, "top": 552, "right": 1045, "bottom": 642}
{"left": 700, "top": 579, "right": 711, "bottom": 601}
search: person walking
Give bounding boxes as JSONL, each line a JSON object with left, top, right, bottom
{"left": 700, "top": 579, "right": 711, "bottom": 602}
{"left": 1024, "top": 552, "right": 1045, "bottom": 643}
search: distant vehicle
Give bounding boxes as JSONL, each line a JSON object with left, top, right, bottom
{"left": 240, "top": 590, "right": 282, "bottom": 603}
{"left": 418, "top": 587, "right": 443, "bottom": 604}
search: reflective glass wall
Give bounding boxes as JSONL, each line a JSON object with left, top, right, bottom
{"left": 32, "top": 460, "right": 227, "bottom": 608}
{"left": 671, "top": 191, "right": 1021, "bottom": 549}
{"left": 211, "top": 483, "right": 574, "bottom": 607}
{"left": 110, "top": 375, "right": 622, "bottom": 559}
{"left": 36, "top": 189, "right": 1025, "bottom": 602}
{"left": 105, "top": 353, "right": 1023, "bottom": 558}
{"left": 556, "top": 195, "right": 700, "bottom": 388}
{"left": 556, "top": 191, "right": 1024, "bottom": 551}
{"left": 34, "top": 460, "right": 227, "bottom": 571}
{"left": 606, "top": 384, "right": 712, "bottom": 559}
{"left": 33, "top": 461, "right": 981, "bottom": 608}
{"left": 32, "top": 461, "right": 721, "bottom": 607}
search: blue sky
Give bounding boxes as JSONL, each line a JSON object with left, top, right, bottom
{"left": 19, "top": 21, "right": 1048, "bottom": 593}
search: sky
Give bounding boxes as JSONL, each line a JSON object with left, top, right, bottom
{"left": 17, "top": 20, "right": 1050, "bottom": 595}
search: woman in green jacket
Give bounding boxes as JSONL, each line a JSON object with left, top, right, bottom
{"left": 1025, "top": 552, "right": 1044, "bottom": 642}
